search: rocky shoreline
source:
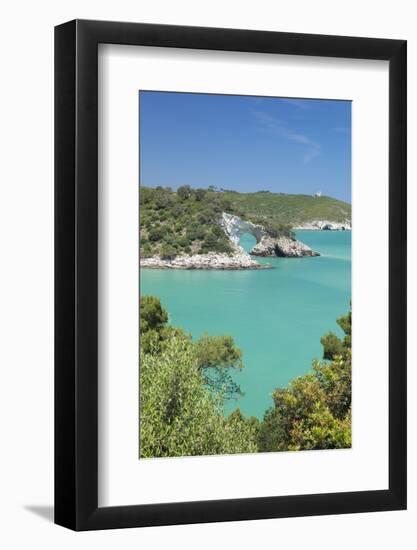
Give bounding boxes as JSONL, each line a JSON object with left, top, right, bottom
{"left": 294, "top": 220, "right": 351, "bottom": 231}
{"left": 140, "top": 251, "right": 269, "bottom": 270}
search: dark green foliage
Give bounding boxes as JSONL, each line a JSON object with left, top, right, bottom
{"left": 195, "top": 334, "right": 243, "bottom": 399}
{"left": 177, "top": 185, "right": 192, "bottom": 200}
{"left": 141, "top": 243, "right": 153, "bottom": 258}
{"left": 337, "top": 310, "right": 352, "bottom": 349}
{"left": 186, "top": 224, "right": 206, "bottom": 241}
{"left": 140, "top": 295, "right": 187, "bottom": 355}
{"left": 195, "top": 188, "right": 207, "bottom": 201}
{"left": 155, "top": 192, "right": 173, "bottom": 210}
{"left": 314, "top": 354, "right": 351, "bottom": 420}
{"left": 140, "top": 186, "right": 235, "bottom": 257}
{"left": 200, "top": 230, "right": 231, "bottom": 254}
{"left": 160, "top": 244, "right": 177, "bottom": 259}
{"left": 259, "top": 221, "right": 295, "bottom": 239}
{"left": 140, "top": 295, "right": 168, "bottom": 333}
{"left": 320, "top": 332, "right": 345, "bottom": 360}
{"left": 148, "top": 227, "right": 165, "bottom": 242}
{"left": 257, "top": 406, "right": 287, "bottom": 452}
{"left": 320, "top": 308, "right": 352, "bottom": 360}
{"left": 211, "top": 224, "right": 224, "bottom": 237}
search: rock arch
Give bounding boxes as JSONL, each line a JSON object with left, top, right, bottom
{"left": 220, "top": 212, "right": 319, "bottom": 258}
{"left": 220, "top": 213, "right": 264, "bottom": 247}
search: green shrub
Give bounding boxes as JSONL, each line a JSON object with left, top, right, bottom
{"left": 160, "top": 244, "right": 177, "bottom": 259}
{"left": 140, "top": 336, "right": 258, "bottom": 458}
{"left": 178, "top": 237, "right": 191, "bottom": 247}
{"left": 140, "top": 296, "right": 168, "bottom": 333}
{"left": 177, "top": 185, "right": 192, "bottom": 200}
{"left": 195, "top": 188, "right": 207, "bottom": 201}
{"left": 141, "top": 243, "right": 153, "bottom": 258}
{"left": 148, "top": 227, "right": 164, "bottom": 241}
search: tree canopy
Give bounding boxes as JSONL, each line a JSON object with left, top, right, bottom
{"left": 194, "top": 334, "right": 244, "bottom": 399}
{"left": 140, "top": 336, "right": 257, "bottom": 458}
{"left": 140, "top": 186, "right": 236, "bottom": 258}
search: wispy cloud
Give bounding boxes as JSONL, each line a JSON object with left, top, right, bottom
{"left": 252, "top": 110, "right": 321, "bottom": 163}
{"left": 249, "top": 97, "right": 311, "bottom": 109}
{"left": 279, "top": 98, "right": 311, "bottom": 110}
{"left": 303, "top": 143, "right": 321, "bottom": 163}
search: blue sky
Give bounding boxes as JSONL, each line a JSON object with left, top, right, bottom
{"left": 139, "top": 91, "right": 351, "bottom": 203}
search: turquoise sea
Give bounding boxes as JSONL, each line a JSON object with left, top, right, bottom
{"left": 140, "top": 231, "right": 351, "bottom": 419}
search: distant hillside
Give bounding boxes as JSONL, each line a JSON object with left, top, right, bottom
{"left": 223, "top": 190, "right": 351, "bottom": 226}
{"left": 139, "top": 185, "right": 351, "bottom": 259}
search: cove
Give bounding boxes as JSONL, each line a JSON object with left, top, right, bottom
{"left": 140, "top": 230, "right": 351, "bottom": 419}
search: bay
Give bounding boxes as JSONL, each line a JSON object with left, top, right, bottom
{"left": 140, "top": 230, "right": 351, "bottom": 418}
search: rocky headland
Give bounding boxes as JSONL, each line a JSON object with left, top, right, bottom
{"left": 141, "top": 213, "right": 319, "bottom": 269}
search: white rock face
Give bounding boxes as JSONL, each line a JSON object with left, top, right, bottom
{"left": 220, "top": 213, "right": 264, "bottom": 249}
{"left": 222, "top": 212, "right": 318, "bottom": 258}
{"left": 294, "top": 219, "right": 351, "bottom": 231}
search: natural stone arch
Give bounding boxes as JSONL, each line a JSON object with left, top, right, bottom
{"left": 221, "top": 213, "right": 265, "bottom": 247}
{"left": 221, "top": 212, "right": 319, "bottom": 258}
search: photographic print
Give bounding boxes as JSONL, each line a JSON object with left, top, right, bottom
{"left": 139, "top": 91, "right": 352, "bottom": 459}
{"left": 55, "top": 21, "right": 406, "bottom": 529}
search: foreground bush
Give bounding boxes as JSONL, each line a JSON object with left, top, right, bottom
{"left": 140, "top": 336, "right": 258, "bottom": 458}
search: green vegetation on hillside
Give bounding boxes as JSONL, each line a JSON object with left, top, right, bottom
{"left": 222, "top": 190, "right": 351, "bottom": 226}
{"left": 139, "top": 295, "right": 352, "bottom": 457}
{"left": 140, "top": 185, "right": 351, "bottom": 258}
{"left": 140, "top": 185, "right": 235, "bottom": 258}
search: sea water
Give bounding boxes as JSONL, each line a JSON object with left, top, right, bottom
{"left": 140, "top": 231, "right": 351, "bottom": 418}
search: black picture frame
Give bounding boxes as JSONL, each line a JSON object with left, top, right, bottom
{"left": 55, "top": 19, "right": 407, "bottom": 531}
